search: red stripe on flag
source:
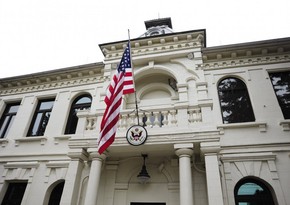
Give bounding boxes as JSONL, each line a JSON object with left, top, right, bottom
{"left": 98, "top": 42, "right": 135, "bottom": 154}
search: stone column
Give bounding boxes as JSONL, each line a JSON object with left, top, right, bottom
{"left": 200, "top": 142, "right": 224, "bottom": 205}
{"left": 83, "top": 148, "right": 107, "bottom": 205}
{"left": 174, "top": 143, "right": 194, "bottom": 205}
{"left": 60, "top": 148, "right": 88, "bottom": 205}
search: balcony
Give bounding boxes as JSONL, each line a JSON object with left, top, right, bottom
{"left": 75, "top": 106, "right": 203, "bottom": 137}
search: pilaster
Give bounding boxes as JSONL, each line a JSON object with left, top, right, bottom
{"left": 60, "top": 148, "right": 88, "bottom": 205}
{"left": 200, "top": 142, "right": 224, "bottom": 205}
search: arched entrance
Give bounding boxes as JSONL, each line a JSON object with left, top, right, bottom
{"left": 234, "top": 177, "right": 276, "bottom": 205}
{"left": 47, "top": 181, "right": 65, "bottom": 205}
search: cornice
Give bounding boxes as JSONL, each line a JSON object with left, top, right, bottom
{"left": 99, "top": 30, "right": 205, "bottom": 62}
{"left": 0, "top": 63, "right": 105, "bottom": 95}
{"left": 199, "top": 53, "right": 290, "bottom": 70}
{"left": 199, "top": 37, "right": 290, "bottom": 70}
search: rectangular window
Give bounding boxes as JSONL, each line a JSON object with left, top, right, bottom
{"left": 269, "top": 71, "right": 290, "bottom": 119}
{"left": 27, "top": 98, "right": 55, "bottom": 136}
{"left": 0, "top": 102, "right": 20, "bottom": 138}
{"left": 2, "top": 182, "right": 27, "bottom": 205}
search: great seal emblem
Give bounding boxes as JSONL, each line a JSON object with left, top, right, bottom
{"left": 126, "top": 125, "right": 148, "bottom": 146}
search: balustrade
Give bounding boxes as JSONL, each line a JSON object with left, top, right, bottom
{"left": 77, "top": 106, "right": 202, "bottom": 134}
{"left": 188, "top": 108, "right": 202, "bottom": 123}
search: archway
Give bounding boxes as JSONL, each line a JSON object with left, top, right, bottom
{"left": 234, "top": 177, "right": 276, "bottom": 205}
{"left": 47, "top": 181, "right": 65, "bottom": 205}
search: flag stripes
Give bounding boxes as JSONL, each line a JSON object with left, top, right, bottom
{"left": 123, "top": 67, "right": 135, "bottom": 94}
{"left": 98, "top": 42, "right": 135, "bottom": 154}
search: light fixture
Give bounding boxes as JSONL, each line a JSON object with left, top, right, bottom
{"left": 137, "top": 154, "right": 150, "bottom": 184}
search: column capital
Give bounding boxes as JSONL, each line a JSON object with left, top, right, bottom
{"left": 87, "top": 148, "right": 107, "bottom": 161}
{"left": 67, "top": 148, "right": 89, "bottom": 161}
{"left": 200, "top": 141, "right": 220, "bottom": 155}
{"left": 174, "top": 143, "right": 194, "bottom": 157}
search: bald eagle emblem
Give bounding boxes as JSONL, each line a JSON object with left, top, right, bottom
{"left": 126, "top": 125, "right": 148, "bottom": 146}
{"left": 131, "top": 127, "right": 143, "bottom": 141}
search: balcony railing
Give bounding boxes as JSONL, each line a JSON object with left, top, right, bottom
{"left": 76, "top": 106, "right": 202, "bottom": 135}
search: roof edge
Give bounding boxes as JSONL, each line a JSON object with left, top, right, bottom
{"left": 0, "top": 62, "right": 104, "bottom": 82}
{"left": 203, "top": 37, "right": 290, "bottom": 53}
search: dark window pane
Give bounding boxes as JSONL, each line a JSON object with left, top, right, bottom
{"left": 2, "top": 182, "right": 27, "bottom": 205}
{"left": 269, "top": 71, "right": 290, "bottom": 119}
{"left": 48, "top": 181, "right": 64, "bottom": 205}
{"left": 38, "top": 112, "right": 51, "bottom": 136}
{"left": 0, "top": 117, "right": 9, "bottom": 138}
{"left": 234, "top": 178, "right": 275, "bottom": 205}
{"left": 31, "top": 113, "right": 43, "bottom": 136}
{"left": 0, "top": 102, "right": 20, "bottom": 138}
{"left": 27, "top": 99, "right": 54, "bottom": 136}
{"left": 65, "top": 95, "right": 92, "bottom": 134}
{"left": 218, "top": 78, "right": 255, "bottom": 124}
{"left": 3, "top": 115, "right": 16, "bottom": 138}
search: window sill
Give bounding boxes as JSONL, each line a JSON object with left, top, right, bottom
{"left": 279, "top": 120, "right": 290, "bottom": 131}
{"left": 217, "top": 121, "right": 267, "bottom": 134}
{"left": 15, "top": 136, "right": 47, "bottom": 146}
{"left": 54, "top": 135, "right": 71, "bottom": 144}
{"left": 4, "top": 161, "right": 39, "bottom": 169}
{"left": 0, "top": 138, "right": 9, "bottom": 147}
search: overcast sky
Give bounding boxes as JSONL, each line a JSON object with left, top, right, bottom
{"left": 0, "top": 0, "right": 289, "bottom": 78}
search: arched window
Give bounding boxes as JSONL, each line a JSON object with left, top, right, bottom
{"left": 218, "top": 77, "right": 255, "bottom": 124}
{"left": 65, "top": 94, "right": 92, "bottom": 134}
{"left": 269, "top": 71, "right": 290, "bottom": 119}
{"left": 48, "top": 181, "right": 65, "bottom": 205}
{"left": 234, "top": 178, "right": 276, "bottom": 205}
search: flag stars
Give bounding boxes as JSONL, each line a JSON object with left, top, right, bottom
{"left": 118, "top": 46, "right": 131, "bottom": 73}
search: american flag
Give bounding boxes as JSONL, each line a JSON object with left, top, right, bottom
{"left": 98, "top": 42, "right": 135, "bottom": 154}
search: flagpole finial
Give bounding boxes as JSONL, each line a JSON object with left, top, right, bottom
{"left": 128, "top": 29, "right": 131, "bottom": 41}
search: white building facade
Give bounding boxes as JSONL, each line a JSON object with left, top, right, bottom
{"left": 0, "top": 18, "right": 289, "bottom": 205}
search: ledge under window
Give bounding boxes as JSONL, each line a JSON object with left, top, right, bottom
{"left": 54, "top": 135, "right": 71, "bottom": 144}
{"left": 0, "top": 138, "right": 9, "bottom": 147}
{"left": 279, "top": 120, "right": 290, "bottom": 131}
{"left": 14, "top": 136, "right": 47, "bottom": 146}
{"left": 217, "top": 121, "right": 267, "bottom": 134}
{"left": 4, "top": 161, "right": 39, "bottom": 169}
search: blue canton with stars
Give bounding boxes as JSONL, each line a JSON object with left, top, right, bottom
{"left": 118, "top": 44, "right": 131, "bottom": 73}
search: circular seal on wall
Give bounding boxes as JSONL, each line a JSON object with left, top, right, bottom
{"left": 126, "top": 125, "right": 148, "bottom": 146}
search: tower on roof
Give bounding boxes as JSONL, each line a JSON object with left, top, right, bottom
{"left": 139, "top": 17, "right": 174, "bottom": 37}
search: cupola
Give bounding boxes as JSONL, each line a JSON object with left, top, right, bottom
{"left": 139, "top": 17, "right": 174, "bottom": 37}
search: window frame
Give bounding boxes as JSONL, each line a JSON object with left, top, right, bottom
{"left": 27, "top": 98, "right": 55, "bottom": 137}
{"left": 234, "top": 177, "right": 276, "bottom": 205}
{"left": 1, "top": 181, "right": 28, "bottom": 205}
{"left": 65, "top": 94, "right": 92, "bottom": 135}
{"left": 217, "top": 77, "right": 255, "bottom": 124}
{"left": 269, "top": 70, "right": 290, "bottom": 119}
{"left": 48, "top": 181, "right": 65, "bottom": 205}
{"left": 0, "top": 102, "right": 21, "bottom": 138}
